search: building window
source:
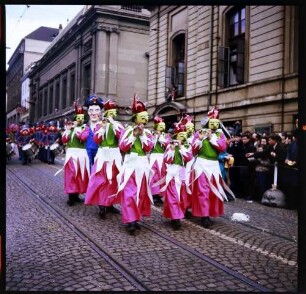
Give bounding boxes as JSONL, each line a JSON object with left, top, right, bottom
{"left": 83, "top": 40, "right": 92, "bottom": 54}
{"left": 82, "top": 63, "right": 91, "bottom": 100}
{"left": 165, "top": 33, "right": 185, "bottom": 100}
{"left": 70, "top": 72, "right": 75, "bottom": 105}
{"left": 218, "top": 6, "right": 246, "bottom": 87}
{"left": 293, "top": 7, "right": 298, "bottom": 73}
{"left": 55, "top": 81, "right": 60, "bottom": 111}
{"left": 254, "top": 124, "right": 272, "bottom": 136}
{"left": 43, "top": 89, "right": 48, "bottom": 116}
{"left": 38, "top": 91, "right": 43, "bottom": 118}
{"left": 49, "top": 86, "right": 53, "bottom": 114}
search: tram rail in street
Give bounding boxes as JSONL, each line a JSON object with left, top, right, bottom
{"left": 6, "top": 159, "right": 297, "bottom": 292}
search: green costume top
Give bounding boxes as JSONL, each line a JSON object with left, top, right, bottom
{"left": 99, "top": 124, "right": 118, "bottom": 148}
{"left": 198, "top": 131, "right": 222, "bottom": 160}
{"left": 66, "top": 127, "right": 87, "bottom": 149}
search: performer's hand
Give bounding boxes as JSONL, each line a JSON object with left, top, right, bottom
{"left": 138, "top": 124, "right": 144, "bottom": 135}
{"left": 66, "top": 123, "right": 73, "bottom": 130}
{"left": 206, "top": 129, "right": 212, "bottom": 139}
{"left": 101, "top": 119, "right": 107, "bottom": 128}
{"left": 133, "top": 127, "right": 139, "bottom": 137}
{"left": 198, "top": 129, "right": 205, "bottom": 140}
{"left": 133, "top": 124, "right": 143, "bottom": 136}
{"left": 169, "top": 142, "right": 176, "bottom": 150}
{"left": 73, "top": 121, "right": 78, "bottom": 128}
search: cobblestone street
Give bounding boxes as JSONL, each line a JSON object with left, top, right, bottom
{"left": 5, "top": 155, "right": 298, "bottom": 291}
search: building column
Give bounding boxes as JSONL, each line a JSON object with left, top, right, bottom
{"left": 67, "top": 69, "right": 71, "bottom": 107}
{"left": 108, "top": 30, "right": 119, "bottom": 96}
{"left": 94, "top": 26, "right": 109, "bottom": 95}
{"left": 74, "top": 37, "right": 82, "bottom": 101}
{"left": 90, "top": 32, "right": 96, "bottom": 92}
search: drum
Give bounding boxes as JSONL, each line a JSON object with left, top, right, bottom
{"left": 22, "top": 143, "right": 38, "bottom": 158}
{"left": 50, "top": 143, "right": 62, "bottom": 156}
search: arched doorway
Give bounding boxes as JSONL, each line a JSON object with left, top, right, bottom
{"left": 153, "top": 101, "right": 186, "bottom": 132}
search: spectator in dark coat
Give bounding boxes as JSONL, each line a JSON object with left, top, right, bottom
{"left": 285, "top": 130, "right": 298, "bottom": 168}
{"left": 239, "top": 132, "right": 257, "bottom": 200}
{"left": 266, "top": 133, "right": 286, "bottom": 165}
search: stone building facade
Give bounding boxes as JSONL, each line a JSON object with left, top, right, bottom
{"left": 147, "top": 5, "right": 298, "bottom": 134}
{"left": 6, "top": 26, "right": 59, "bottom": 125}
{"left": 28, "top": 5, "right": 150, "bottom": 125}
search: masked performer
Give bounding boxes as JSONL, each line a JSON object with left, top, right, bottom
{"left": 117, "top": 94, "right": 154, "bottom": 234}
{"left": 85, "top": 99, "right": 125, "bottom": 218}
{"left": 84, "top": 94, "right": 103, "bottom": 170}
{"left": 149, "top": 116, "right": 170, "bottom": 205}
{"left": 61, "top": 102, "right": 90, "bottom": 206}
{"left": 190, "top": 107, "right": 235, "bottom": 228}
{"left": 182, "top": 114, "right": 196, "bottom": 216}
{"left": 160, "top": 119, "right": 193, "bottom": 229}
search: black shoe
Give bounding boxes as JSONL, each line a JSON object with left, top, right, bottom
{"left": 127, "top": 222, "right": 137, "bottom": 235}
{"left": 184, "top": 210, "right": 192, "bottom": 219}
{"left": 99, "top": 206, "right": 106, "bottom": 219}
{"left": 66, "top": 200, "right": 74, "bottom": 206}
{"left": 153, "top": 195, "right": 163, "bottom": 205}
{"left": 134, "top": 222, "right": 141, "bottom": 230}
{"left": 201, "top": 217, "right": 212, "bottom": 228}
{"left": 67, "top": 194, "right": 75, "bottom": 206}
{"left": 73, "top": 194, "right": 83, "bottom": 203}
{"left": 171, "top": 219, "right": 181, "bottom": 230}
{"left": 107, "top": 206, "right": 120, "bottom": 214}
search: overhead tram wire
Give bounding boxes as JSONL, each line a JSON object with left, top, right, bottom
{"left": 13, "top": 5, "right": 30, "bottom": 30}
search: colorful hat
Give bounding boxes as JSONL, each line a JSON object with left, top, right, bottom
{"left": 173, "top": 121, "right": 187, "bottom": 135}
{"left": 20, "top": 124, "right": 30, "bottom": 131}
{"left": 104, "top": 99, "right": 117, "bottom": 111}
{"left": 84, "top": 94, "right": 103, "bottom": 108}
{"left": 153, "top": 116, "right": 164, "bottom": 125}
{"left": 181, "top": 114, "right": 193, "bottom": 125}
{"left": 207, "top": 106, "right": 219, "bottom": 119}
{"left": 132, "top": 93, "right": 147, "bottom": 114}
{"left": 201, "top": 106, "right": 220, "bottom": 126}
{"left": 48, "top": 125, "right": 57, "bottom": 132}
{"left": 9, "top": 123, "right": 19, "bottom": 133}
{"left": 74, "top": 101, "right": 84, "bottom": 115}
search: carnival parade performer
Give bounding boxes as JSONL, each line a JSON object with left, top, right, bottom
{"left": 41, "top": 123, "right": 49, "bottom": 163}
{"left": 33, "top": 122, "right": 44, "bottom": 162}
{"left": 7, "top": 123, "right": 20, "bottom": 158}
{"left": 83, "top": 94, "right": 104, "bottom": 171}
{"left": 190, "top": 107, "right": 235, "bottom": 228}
{"left": 45, "top": 121, "right": 61, "bottom": 164}
{"left": 85, "top": 99, "right": 125, "bottom": 218}
{"left": 117, "top": 93, "right": 154, "bottom": 234}
{"left": 182, "top": 114, "right": 196, "bottom": 215}
{"left": 149, "top": 116, "right": 170, "bottom": 205}
{"left": 17, "top": 124, "right": 35, "bottom": 165}
{"left": 159, "top": 119, "right": 193, "bottom": 229}
{"left": 61, "top": 102, "right": 90, "bottom": 206}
